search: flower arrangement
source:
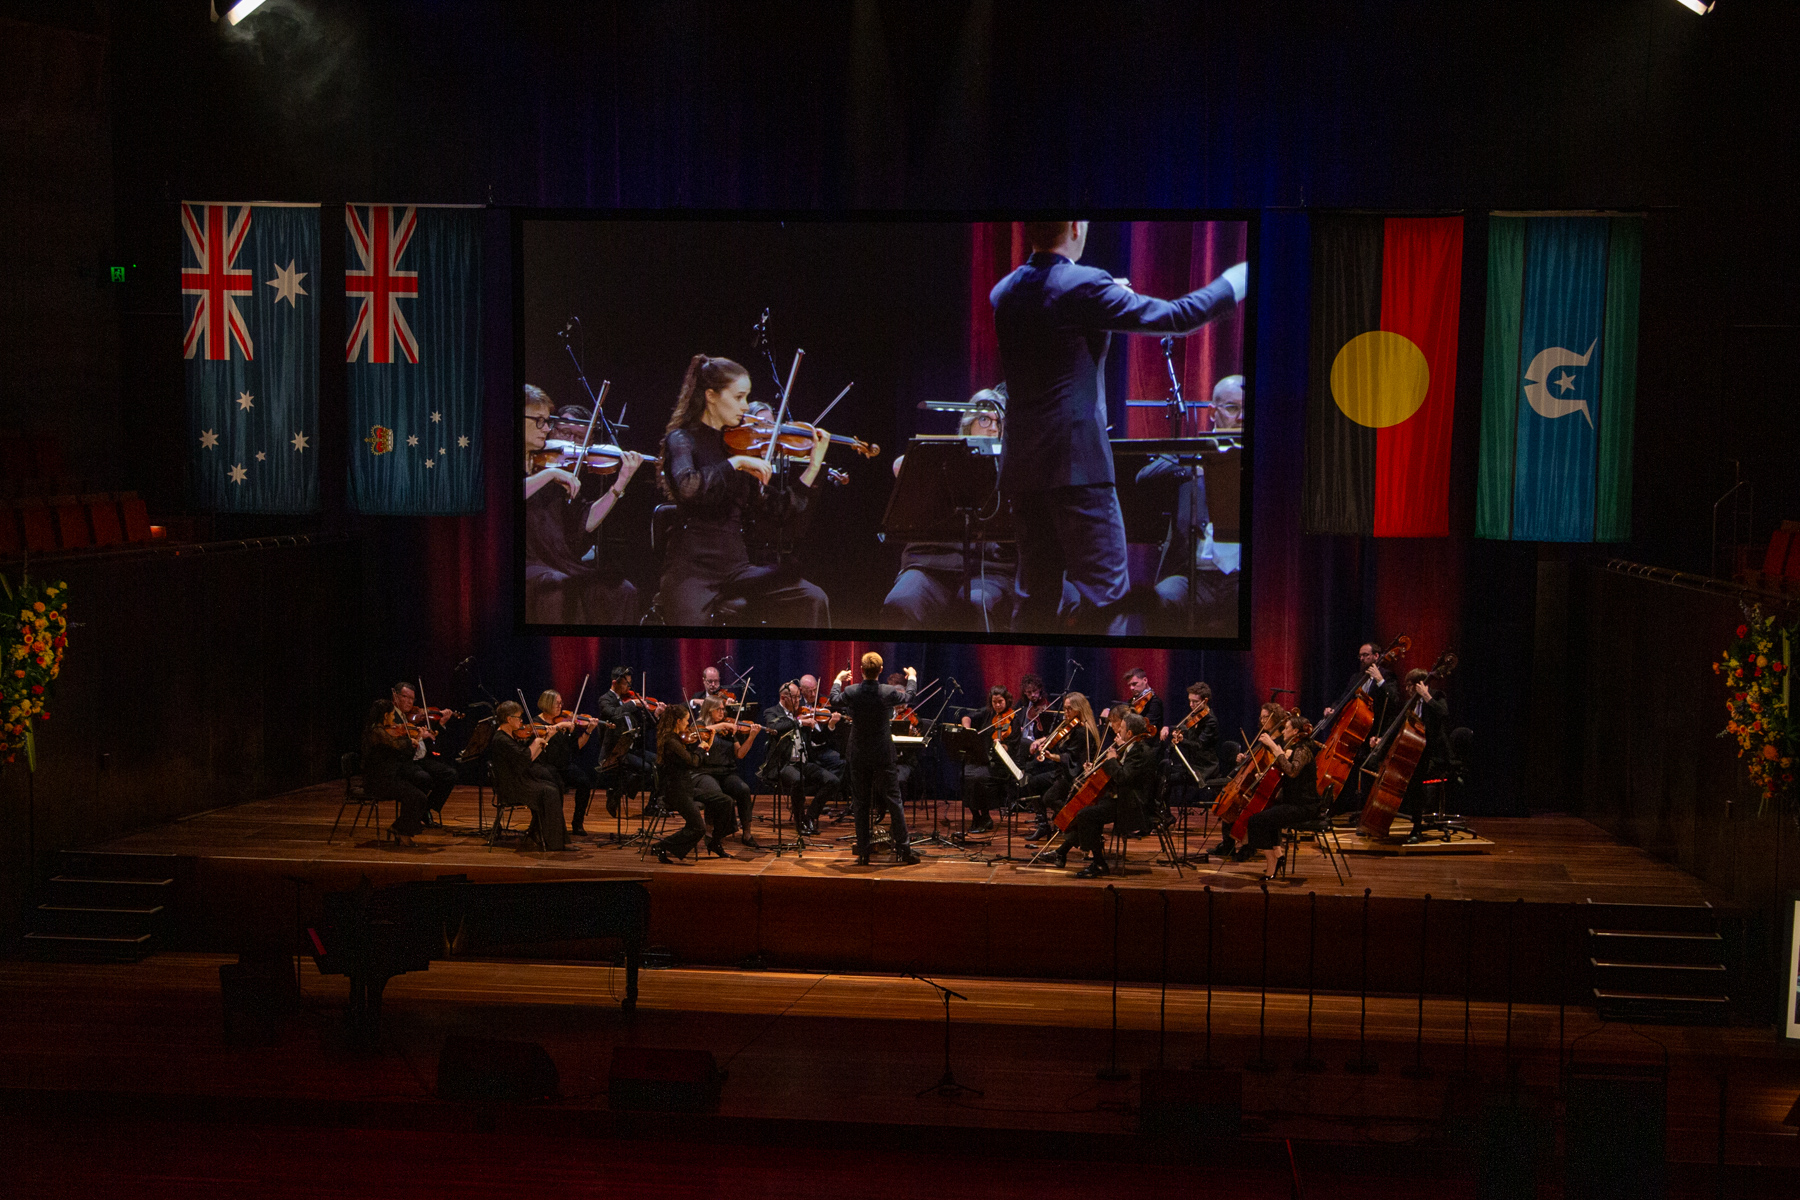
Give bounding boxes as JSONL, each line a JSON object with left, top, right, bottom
{"left": 1714, "top": 604, "right": 1796, "bottom": 816}
{"left": 1, "top": 573, "right": 69, "bottom": 769}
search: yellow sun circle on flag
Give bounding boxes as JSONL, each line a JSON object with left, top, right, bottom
{"left": 1330, "top": 331, "right": 1430, "bottom": 428}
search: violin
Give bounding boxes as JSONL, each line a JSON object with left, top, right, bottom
{"left": 1129, "top": 688, "right": 1155, "bottom": 715}
{"left": 423, "top": 706, "right": 463, "bottom": 727}
{"left": 1035, "top": 711, "right": 1081, "bottom": 760}
{"left": 381, "top": 710, "right": 425, "bottom": 744}
{"left": 721, "top": 413, "right": 879, "bottom": 463}
{"left": 623, "top": 689, "right": 664, "bottom": 716}
{"left": 1169, "top": 698, "right": 1211, "bottom": 741}
{"left": 528, "top": 440, "right": 659, "bottom": 476}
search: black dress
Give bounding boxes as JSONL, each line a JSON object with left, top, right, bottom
{"left": 1245, "top": 741, "right": 1323, "bottom": 854}
{"left": 654, "top": 424, "right": 829, "bottom": 628}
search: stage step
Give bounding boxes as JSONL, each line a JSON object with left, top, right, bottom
{"left": 22, "top": 851, "right": 180, "bottom": 961}
{"left": 1586, "top": 899, "right": 1728, "bottom": 1025}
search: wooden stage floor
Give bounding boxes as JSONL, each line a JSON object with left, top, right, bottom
{"left": 98, "top": 782, "right": 1717, "bottom": 906}
{"left": 86, "top": 785, "right": 1730, "bottom": 1005}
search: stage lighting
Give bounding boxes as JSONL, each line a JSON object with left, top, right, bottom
{"left": 210, "top": 0, "right": 267, "bottom": 24}
{"left": 1672, "top": 0, "right": 1715, "bottom": 13}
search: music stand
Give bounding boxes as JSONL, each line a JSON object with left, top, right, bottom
{"left": 1113, "top": 436, "right": 1241, "bottom": 636}
{"left": 935, "top": 724, "right": 994, "bottom": 856}
{"left": 881, "top": 438, "right": 1011, "bottom": 620}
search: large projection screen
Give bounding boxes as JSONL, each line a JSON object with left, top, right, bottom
{"left": 516, "top": 214, "right": 1254, "bottom": 647}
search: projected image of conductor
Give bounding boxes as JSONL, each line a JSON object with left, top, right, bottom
{"left": 881, "top": 387, "right": 1018, "bottom": 631}
{"left": 650, "top": 355, "right": 832, "bottom": 628}
{"left": 522, "top": 384, "right": 642, "bottom": 625}
{"left": 991, "top": 221, "right": 1246, "bottom": 634}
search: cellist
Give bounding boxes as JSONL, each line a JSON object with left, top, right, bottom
{"left": 1211, "top": 701, "right": 1288, "bottom": 860}
{"left": 1241, "top": 713, "right": 1325, "bottom": 881}
{"left": 1366, "top": 668, "right": 1452, "bottom": 843}
{"left": 1055, "top": 709, "right": 1158, "bottom": 878}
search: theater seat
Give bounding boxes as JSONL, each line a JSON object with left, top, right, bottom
{"left": 83, "top": 493, "right": 124, "bottom": 547}
{"left": 51, "top": 497, "right": 91, "bottom": 550}
{"left": 0, "top": 507, "right": 22, "bottom": 557}
{"left": 118, "top": 492, "right": 152, "bottom": 542}
{"left": 15, "top": 498, "right": 56, "bottom": 553}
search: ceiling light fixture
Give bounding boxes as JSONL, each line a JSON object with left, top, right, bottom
{"left": 1672, "top": 0, "right": 1715, "bottom": 14}
{"left": 210, "top": 0, "right": 268, "bottom": 24}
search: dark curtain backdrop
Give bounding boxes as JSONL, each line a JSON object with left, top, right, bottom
{"left": 3, "top": 0, "right": 1789, "bottom": 821}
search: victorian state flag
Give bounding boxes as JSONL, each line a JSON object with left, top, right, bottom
{"left": 1476, "top": 215, "right": 1640, "bottom": 542}
{"left": 346, "top": 204, "right": 483, "bottom": 514}
{"left": 1303, "top": 216, "right": 1463, "bottom": 537}
{"left": 183, "top": 202, "right": 319, "bottom": 513}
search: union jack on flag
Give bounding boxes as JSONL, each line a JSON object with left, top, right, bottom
{"left": 181, "top": 203, "right": 256, "bottom": 361}
{"left": 346, "top": 204, "right": 420, "bottom": 364}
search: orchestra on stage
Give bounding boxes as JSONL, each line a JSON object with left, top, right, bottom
{"left": 359, "top": 644, "right": 1465, "bottom": 878}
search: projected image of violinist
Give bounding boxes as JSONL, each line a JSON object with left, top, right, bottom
{"left": 518, "top": 216, "right": 1252, "bottom": 643}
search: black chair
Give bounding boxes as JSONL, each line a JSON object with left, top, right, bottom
{"left": 485, "top": 762, "right": 533, "bottom": 848}
{"left": 1279, "top": 810, "right": 1349, "bottom": 884}
{"left": 329, "top": 752, "right": 388, "bottom": 844}
{"left": 1414, "top": 726, "right": 1477, "bottom": 840}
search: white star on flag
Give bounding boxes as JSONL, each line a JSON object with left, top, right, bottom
{"left": 407, "top": 434, "right": 419, "bottom": 447}
{"left": 236, "top": 391, "right": 255, "bottom": 411}
{"left": 200, "top": 429, "right": 219, "bottom": 449}
{"left": 291, "top": 432, "right": 309, "bottom": 452}
{"left": 430, "top": 411, "right": 442, "bottom": 423}
{"left": 255, "top": 450, "right": 267, "bottom": 462}
{"left": 266, "top": 260, "right": 308, "bottom": 307}
{"left": 425, "top": 458, "right": 435, "bottom": 469}
{"left": 457, "top": 435, "right": 469, "bottom": 449}
{"left": 438, "top": 447, "right": 446, "bottom": 456}
{"left": 228, "top": 463, "right": 248, "bottom": 484}
{"left": 1554, "top": 370, "right": 1576, "bottom": 394}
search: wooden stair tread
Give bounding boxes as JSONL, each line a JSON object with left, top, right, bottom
{"left": 1589, "top": 928, "right": 1720, "bottom": 941}
{"left": 1590, "top": 958, "right": 1725, "bottom": 972}
{"left": 34, "top": 904, "right": 165, "bottom": 916}
{"left": 1592, "top": 987, "right": 1728, "bottom": 1002}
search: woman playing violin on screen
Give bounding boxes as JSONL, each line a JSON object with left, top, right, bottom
{"left": 522, "top": 384, "right": 641, "bottom": 626}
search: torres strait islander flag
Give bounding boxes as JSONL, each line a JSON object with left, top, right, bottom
{"left": 346, "top": 204, "right": 484, "bottom": 514}
{"left": 182, "top": 201, "right": 319, "bottom": 513}
{"left": 1303, "top": 216, "right": 1464, "bottom": 537}
{"left": 1476, "top": 215, "right": 1641, "bottom": 542}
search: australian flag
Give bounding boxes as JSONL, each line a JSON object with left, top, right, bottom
{"left": 183, "top": 202, "right": 319, "bottom": 513}
{"left": 346, "top": 204, "right": 483, "bottom": 514}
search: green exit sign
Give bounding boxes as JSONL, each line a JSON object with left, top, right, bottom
{"left": 109, "top": 264, "right": 137, "bottom": 283}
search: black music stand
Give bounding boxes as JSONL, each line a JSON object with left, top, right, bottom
{"left": 1114, "top": 436, "right": 1241, "bottom": 637}
{"left": 935, "top": 724, "right": 994, "bottom": 855}
{"left": 880, "top": 438, "right": 1011, "bottom": 625}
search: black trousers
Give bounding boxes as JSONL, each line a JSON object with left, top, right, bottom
{"left": 694, "top": 772, "right": 750, "bottom": 837}
{"left": 405, "top": 754, "right": 457, "bottom": 815}
{"left": 779, "top": 760, "right": 841, "bottom": 825}
{"left": 557, "top": 764, "right": 594, "bottom": 829}
{"left": 657, "top": 780, "right": 707, "bottom": 858}
{"left": 368, "top": 770, "right": 429, "bottom": 837}
{"left": 1068, "top": 793, "right": 1142, "bottom": 857}
{"left": 961, "top": 765, "right": 1011, "bottom": 819}
{"left": 849, "top": 760, "right": 908, "bottom": 853}
{"left": 517, "top": 776, "right": 566, "bottom": 851}
{"left": 597, "top": 752, "right": 655, "bottom": 813}
{"left": 1245, "top": 802, "right": 1313, "bottom": 854}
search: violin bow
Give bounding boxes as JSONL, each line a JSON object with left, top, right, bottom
{"left": 569, "top": 380, "right": 609, "bottom": 494}
{"left": 570, "top": 672, "right": 590, "bottom": 731}
{"left": 761, "top": 348, "right": 806, "bottom": 476}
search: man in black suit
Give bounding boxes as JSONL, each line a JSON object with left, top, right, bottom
{"left": 990, "top": 220, "right": 1245, "bottom": 634}
{"left": 1367, "top": 669, "right": 1452, "bottom": 842}
{"left": 1319, "top": 642, "right": 1404, "bottom": 814}
{"left": 831, "top": 654, "right": 922, "bottom": 866}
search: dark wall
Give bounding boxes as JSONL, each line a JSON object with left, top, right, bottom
{"left": 0, "top": 540, "right": 363, "bottom": 930}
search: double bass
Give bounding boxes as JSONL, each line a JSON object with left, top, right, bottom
{"left": 1314, "top": 634, "right": 1410, "bottom": 803}
{"left": 1358, "top": 652, "right": 1458, "bottom": 839}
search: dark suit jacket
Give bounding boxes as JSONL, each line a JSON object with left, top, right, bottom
{"left": 990, "top": 251, "right": 1238, "bottom": 494}
{"left": 832, "top": 675, "right": 918, "bottom": 767}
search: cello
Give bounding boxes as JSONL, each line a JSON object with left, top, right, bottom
{"left": 1314, "top": 634, "right": 1410, "bottom": 803}
{"left": 1211, "top": 729, "right": 1288, "bottom": 843}
{"left": 1052, "top": 727, "right": 1148, "bottom": 831}
{"left": 1358, "top": 652, "right": 1458, "bottom": 839}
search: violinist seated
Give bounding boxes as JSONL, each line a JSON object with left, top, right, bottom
{"left": 880, "top": 395, "right": 1019, "bottom": 632}
{"left": 1130, "top": 378, "right": 1243, "bottom": 639}
{"left": 390, "top": 682, "right": 457, "bottom": 825}
{"left": 360, "top": 700, "right": 431, "bottom": 846}
{"left": 1028, "top": 692, "right": 1103, "bottom": 843}
{"left": 1100, "top": 668, "right": 1165, "bottom": 734}
{"left": 959, "top": 685, "right": 1026, "bottom": 835}
{"left": 534, "top": 688, "right": 602, "bottom": 836}
{"left": 488, "top": 700, "right": 570, "bottom": 852}
{"left": 651, "top": 356, "right": 831, "bottom": 629}
{"left": 1163, "top": 680, "right": 1222, "bottom": 811}
{"left": 594, "top": 666, "right": 660, "bottom": 820}
{"left": 649, "top": 707, "right": 713, "bottom": 863}
{"left": 761, "top": 682, "right": 841, "bottom": 836}
{"left": 691, "top": 696, "right": 762, "bottom": 849}
{"left": 1241, "top": 713, "right": 1327, "bottom": 879}
{"left": 522, "top": 386, "right": 642, "bottom": 626}
{"left": 1365, "top": 668, "right": 1452, "bottom": 843}
{"left": 688, "top": 666, "right": 728, "bottom": 715}
{"left": 1212, "top": 701, "right": 1288, "bottom": 860}
{"left": 1055, "top": 710, "right": 1159, "bottom": 879}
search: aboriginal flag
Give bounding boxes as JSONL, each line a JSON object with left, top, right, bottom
{"left": 1303, "top": 216, "right": 1464, "bottom": 537}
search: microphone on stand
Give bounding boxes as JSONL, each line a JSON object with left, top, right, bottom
{"left": 556, "top": 317, "right": 579, "bottom": 339}
{"left": 453, "top": 656, "right": 476, "bottom": 673}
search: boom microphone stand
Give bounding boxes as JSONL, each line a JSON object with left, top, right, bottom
{"left": 908, "top": 973, "right": 982, "bottom": 1098}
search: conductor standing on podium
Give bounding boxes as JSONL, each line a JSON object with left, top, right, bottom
{"left": 990, "top": 220, "right": 1246, "bottom": 634}
{"left": 832, "top": 653, "right": 922, "bottom": 867}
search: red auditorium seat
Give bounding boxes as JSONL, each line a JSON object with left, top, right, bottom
{"left": 118, "top": 491, "right": 152, "bottom": 542}
{"left": 83, "top": 493, "right": 124, "bottom": 547}
{"left": 15, "top": 498, "right": 57, "bottom": 553}
{"left": 0, "top": 507, "right": 22, "bottom": 557}
{"left": 1760, "top": 528, "right": 1792, "bottom": 581}
{"left": 51, "top": 496, "right": 92, "bottom": 550}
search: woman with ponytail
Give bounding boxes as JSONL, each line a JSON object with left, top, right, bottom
{"left": 652, "top": 354, "right": 831, "bottom": 627}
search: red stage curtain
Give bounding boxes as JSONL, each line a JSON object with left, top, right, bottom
{"left": 1123, "top": 221, "right": 1248, "bottom": 437}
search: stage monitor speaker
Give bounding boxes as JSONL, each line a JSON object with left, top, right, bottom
{"left": 608, "top": 1046, "right": 725, "bottom": 1113}
{"left": 1563, "top": 1062, "right": 1666, "bottom": 1200}
{"left": 1138, "top": 1068, "right": 1241, "bottom": 1139}
{"left": 437, "top": 1035, "right": 559, "bottom": 1103}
